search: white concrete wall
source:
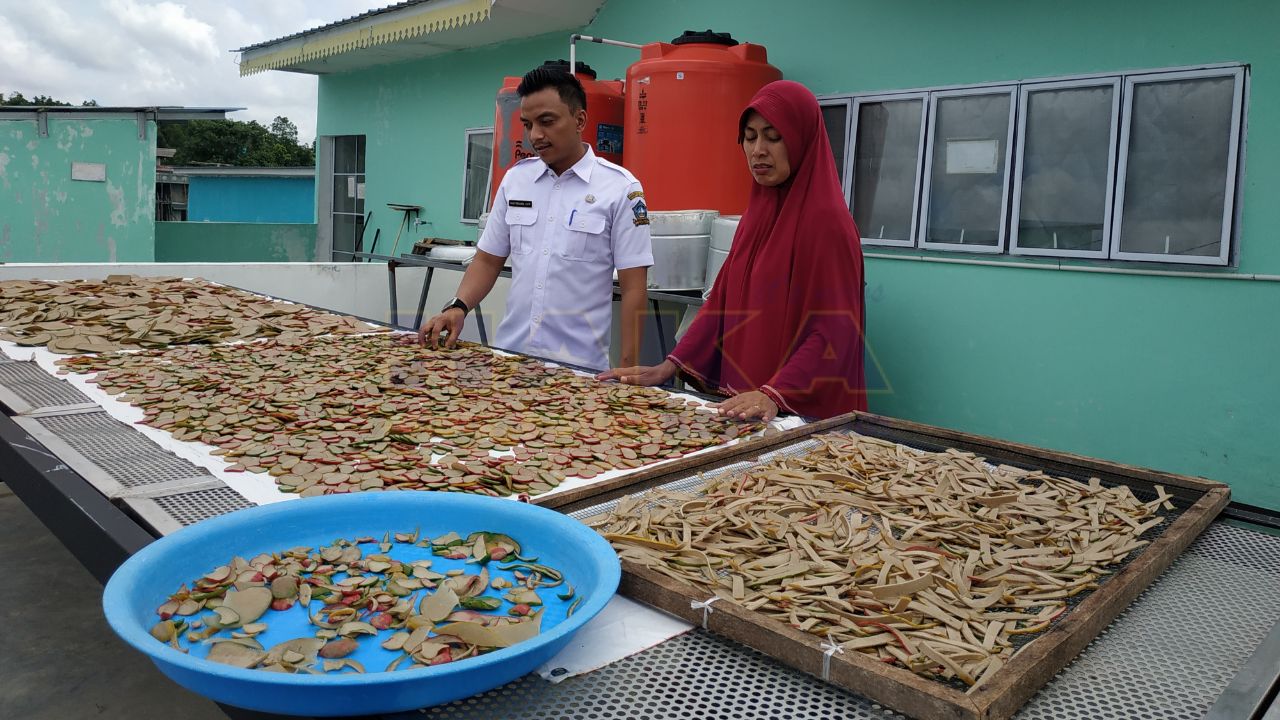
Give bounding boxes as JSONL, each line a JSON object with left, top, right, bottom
{"left": 0, "top": 263, "right": 693, "bottom": 365}
{"left": 0, "top": 262, "right": 509, "bottom": 344}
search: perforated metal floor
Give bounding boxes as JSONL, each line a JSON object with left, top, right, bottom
{"left": 30, "top": 411, "right": 211, "bottom": 491}
{"left": 150, "top": 486, "right": 255, "bottom": 525}
{"left": 398, "top": 523, "right": 1280, "bottom": 720}
{"left": 0, "top": 360, "right": 92, "bottom": 410}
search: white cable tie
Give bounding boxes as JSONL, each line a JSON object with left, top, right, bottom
{"left": 820, "top": 634, "right": 845, "bottom": 682}
{"left": 689, "top": 595, "right": 721, "bottom": 629}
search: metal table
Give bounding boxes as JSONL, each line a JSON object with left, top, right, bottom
{"left": 2, "top": 350, "right": 1279, "bottom": 720}
{"left": 350, "top": 251, "right": 705, "bottom": 359}
{"left": 349, "top": 252, "right": 506, "bottom": 343}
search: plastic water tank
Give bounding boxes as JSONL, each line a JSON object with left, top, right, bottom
{"left": 623, "top": 30, "right": 782, "bottom": 214}
{"left": 489, "top": 60, "right": 625, "bottom": 204}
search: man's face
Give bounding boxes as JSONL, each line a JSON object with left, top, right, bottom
{"left": 520, "top": 87, "right": 586, "bottom": 171}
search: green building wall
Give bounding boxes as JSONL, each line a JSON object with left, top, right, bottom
{"left": 0, "top": 117, "right": 156, "bottom": 262}
{"left": 315, "top": 0, "right": 1280, "bottom": 508}
{"left": 155, "top": 222, "right": 318, "bottom": 262}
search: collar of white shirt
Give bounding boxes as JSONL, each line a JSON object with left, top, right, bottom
{"left": 536, "top": 143, "right": 596, "bottom": 184}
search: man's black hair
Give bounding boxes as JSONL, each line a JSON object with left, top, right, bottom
{"left": 517, "top": 67, "right": 587, "bottom": 112}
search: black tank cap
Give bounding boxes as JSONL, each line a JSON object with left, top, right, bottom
{"left": 541, "top": 59, "right": 598, "bottom": 79}
{"left": 670, "top": 30, "right": 738, "bottom": 46}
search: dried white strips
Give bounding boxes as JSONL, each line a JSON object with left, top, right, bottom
{"left": 589, "top": 432, "right": 1176, "bottom": 691}
{"left": 0, "top": 275, "right": 378, "bottom": 354}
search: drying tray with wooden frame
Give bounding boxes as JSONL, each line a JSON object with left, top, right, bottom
{"left": 549, "top": 412, "right": 1230, "bottom": 720}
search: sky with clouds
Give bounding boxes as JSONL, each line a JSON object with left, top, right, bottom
{"left": 0, "top": 0, "right": 391, "bottom": 143}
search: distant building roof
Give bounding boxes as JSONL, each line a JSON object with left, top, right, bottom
{"left": 171, "top": 166, "right": 315, "bottom": 178}
{"left": 236, "top": 0, "right": 438, "bottom": 53}
{"left": 236, "top": 0, "right": 607, "bottom": 76}
{"left": 0, "top": 106, "right": 240, "bottom": 121}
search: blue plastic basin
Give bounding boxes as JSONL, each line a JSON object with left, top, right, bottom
{"left": 103, "top": 492, "right": 620, "bottom": 716}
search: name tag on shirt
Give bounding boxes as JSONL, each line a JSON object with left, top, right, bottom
{"left": 508, "top": 199, "right": 533, "bottom": 208}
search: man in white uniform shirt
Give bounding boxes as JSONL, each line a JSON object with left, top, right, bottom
{"left": 419, "top": 66, "right": 653, "bottom": 371}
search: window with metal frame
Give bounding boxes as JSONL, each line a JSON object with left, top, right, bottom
{"left": 822, "top": 64, "right": 1246, "bottom": 267}
{"left": 919, "top": 86, "right": 1017, "bottom": 253}
{"left": 819, "top": 99, "right": 851, "bottom": 199}
{"left": 330, "top": 135, "right": 365, "bottom": 260}
{"left": 1111, "top": 67, "right": 1245, "bottom": 265}
{"left": 850, "top": 94, "right": 927, "bottom": 247}
{"left": 461, "top": 127, "right": 494, "bottom": 225}
{"left": 1011, "top": 78, "right": 1120, "bottom": 259}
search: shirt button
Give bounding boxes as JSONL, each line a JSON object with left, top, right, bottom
{"left": 547, "top": 216, "right": 554, "bottom": 223}
{"left": 554, "top": 183, "right": 561, "bottom": 189}
{"left": 542, "top": 249, "right": 548, "bottom": 255}
{"left": 536, "top": 282, "right": 543, "bottom": 289}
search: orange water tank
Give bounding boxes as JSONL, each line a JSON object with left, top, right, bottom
{"left": 489, "top": 60, "right": 625, "bottom": 203}
{"left": 623, "top": 31, "right": 782, "bottom": 214}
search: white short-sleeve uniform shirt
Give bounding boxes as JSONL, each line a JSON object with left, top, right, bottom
{"left": 477, "top": 144, "right": 654, "bottom": 371}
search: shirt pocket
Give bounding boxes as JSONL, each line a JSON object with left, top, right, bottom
{"left": 505, "top": 207, "right": 538, "bottom": 255}
{"left": 560, "top": 212, "right": 609, "bottom": 263}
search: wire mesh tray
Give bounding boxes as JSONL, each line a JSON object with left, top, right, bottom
{"left": 552, "top": 412, "right": 1231, "bottom": 720}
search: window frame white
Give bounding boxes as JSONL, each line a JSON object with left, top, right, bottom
{"left": 1109, "top": 66, "right": 1245, "bottom": 266}
{"left": 1009, "top": 77, "right": 1121, "bottom": 260}
{"left": 459, "top": 126, "right": 495, "bottom": 225}
{"left": 918, "top": 85, "right": 1018, "bottom": 254}
{"left": 849, "top": 92, "right": 929, "bottom": 248}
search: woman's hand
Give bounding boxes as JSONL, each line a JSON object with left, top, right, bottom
{"left": 714, "top": 390, "right": 779, "bottom": 422}
{"left": 597, "top": 359, "right": 678, "bottom": 386}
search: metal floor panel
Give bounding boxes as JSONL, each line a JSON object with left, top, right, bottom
{"left": 416, "top": 628, "right": 905, "bottom": 720}
{"left": 122, "top": 487, "right": 257, "bottom": 536}
{"left": 409, "top": 523, "right": 1280, "bottom": 720}
{"left": 1018, "top": 522, "right": 1280, "bottom": 719}
{"left": 150, "top": 486, "right": 256, "bottom": 526}
{"left": 0, "top": 360, "right": 93, "bottom": 413}
{"left": 17, "top": 411, "right": 218, "bottom": 501}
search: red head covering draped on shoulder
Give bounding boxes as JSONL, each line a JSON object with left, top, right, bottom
{"left": 668, "top": 80, "right": 866, "bottom": 418}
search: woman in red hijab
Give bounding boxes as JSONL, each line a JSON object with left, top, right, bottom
{"left": 599, "top": 80, "right": 866, "bottom": 420}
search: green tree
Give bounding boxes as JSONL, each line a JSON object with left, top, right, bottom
{"left": 0, "top": 93, "right": 312, "bottom": 167}
{"left": 1, "top": 92, "right": 98, "bottom": 106}
{"left": 269, "top": 116, "right": 298, "bottom": 145}
{"left": 157, "top": 118, "right": 314, "bottom": 167}
{"left": 28, "top": 94, "right": 71, "bottom": 106}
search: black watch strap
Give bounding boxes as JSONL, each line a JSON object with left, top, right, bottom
{"left": 443, "top": 297, "right": 470, "bottom": 315}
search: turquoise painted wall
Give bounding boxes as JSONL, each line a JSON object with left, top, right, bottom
{"left": 317, "top": 33, "right": 564, "bottom": 245}
{"left": 315, "top": 0, "right": 1280, "bottom": 508}
{"left": 0, "top": 117, "right": 156, "bottom": 262}
{"left": 155, "top": 221, "right": 317, "bottom": 262}
{"left": 188, "top": 176, "right": 315, "bottom": 223}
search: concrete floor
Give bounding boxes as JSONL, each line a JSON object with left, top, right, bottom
{"left": 0, "top": 484, "right": 226, "bottom": 720}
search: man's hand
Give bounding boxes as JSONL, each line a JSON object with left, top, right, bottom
{"left": 418, "top": 308, "right": 465, "bottom": 349}
{"left": 713, "top": 390, "right": 779, "bottom": 422}
{"left": 597, "top": 359, "right": 677, "bottom": 386}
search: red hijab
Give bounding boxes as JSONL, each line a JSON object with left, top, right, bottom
{"left": 669, "top": 80, "right": 866, "bottom": 418}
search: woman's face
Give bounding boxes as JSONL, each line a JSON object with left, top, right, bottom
{"left": 741, "top": 111, "right": 791, "bottom": 186}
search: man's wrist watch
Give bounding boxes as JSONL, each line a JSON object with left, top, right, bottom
{"left": 442, "top": 297, "right": 470, "bottom": 315}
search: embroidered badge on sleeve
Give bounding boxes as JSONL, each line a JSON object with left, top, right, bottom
{"left": 631, "top": 199, "right": 650, "bottom": 226}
